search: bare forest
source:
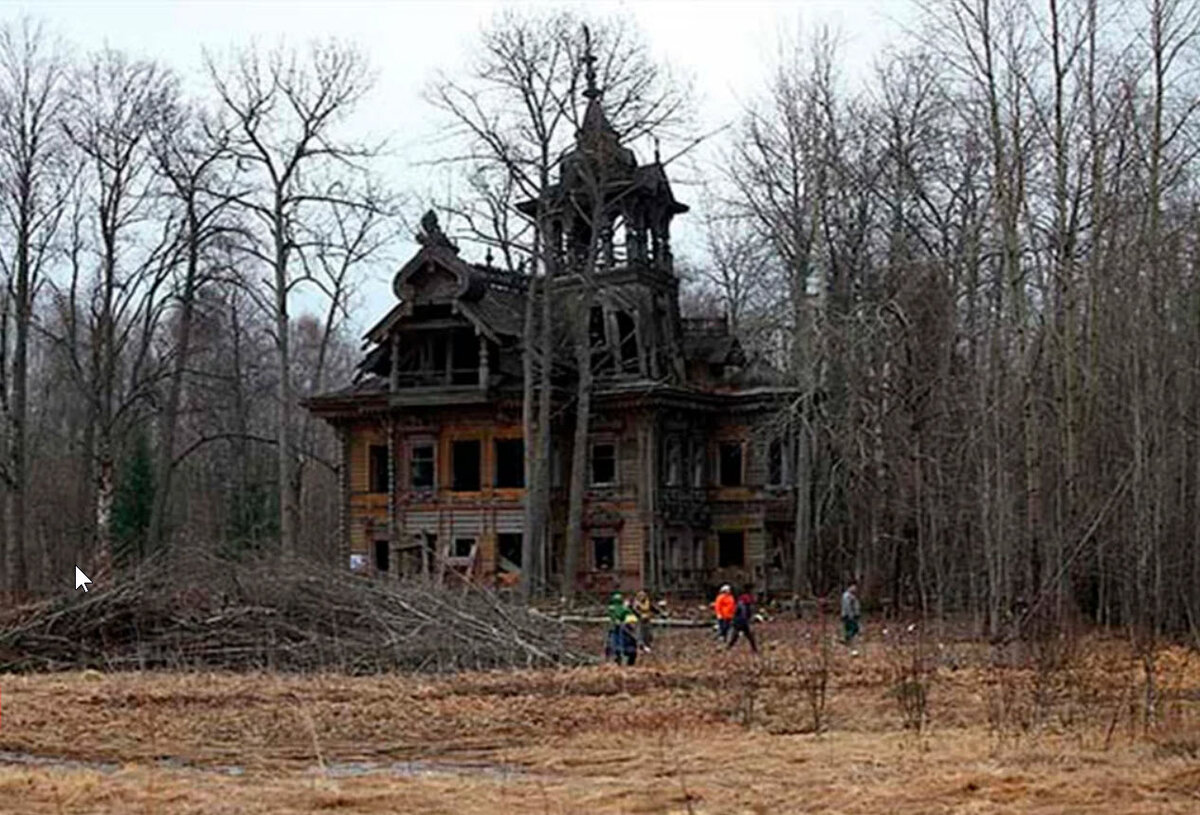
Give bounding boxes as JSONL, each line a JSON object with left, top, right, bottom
{"left": 0, "top": 0, "right": 1199, "bottom": 647}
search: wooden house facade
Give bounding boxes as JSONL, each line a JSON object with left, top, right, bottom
{"left": 305, "top": 63, "right": 796, "bottom": 597}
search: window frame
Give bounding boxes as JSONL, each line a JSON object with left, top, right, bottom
{"left": 718, "top": 441, "right": 744, "bottom": 487}
{"left": 493, "top": 437, "right": 525, "bottom": 489}
{"left": 368, "top": 444, "right": 389, "bottom": 494}
{"left": 409, "top": 440, "right": 435, "bottom": 490}
{"left": 452, "top": 537, "right": 476, "bottom": 558}
{"left": 590, "top": 440, "right": 618, "bottom": 487}
{"left": 591, "top": 533, "right": 618, "bottom": 571}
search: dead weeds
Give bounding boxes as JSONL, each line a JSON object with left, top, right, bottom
{"left": 1, "top": 624, "right": 1199, "bottom": 813}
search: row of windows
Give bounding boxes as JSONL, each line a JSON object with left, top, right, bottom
{"left": 371, "top": 530, "right": 747, "bottom": 574}
{"left": 368, "top": 439, "right": 525, "bottom": 493}
{"left": 368, "top": 438, "right": 785, "bottom": 494}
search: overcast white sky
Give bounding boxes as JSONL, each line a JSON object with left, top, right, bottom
{"left": 6, "top": 0, "right": 917, "bottom": 331}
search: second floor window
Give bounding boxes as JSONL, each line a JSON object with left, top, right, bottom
{"left": 494, "top": 438, "right": 525, "bottom": 488}
{"left": 591, "top": 442, "right": 616, "bottom": 486}
{"left": 452, "top": 440, "right": 481, "bottom": 492}
{"left": 719, "top": 442, "right": 743, "bottom": 487}
{"left": 410, "top": 443, "right": 434, "bottom": 489}
{"left": 768, "top": 438, "right": 784, "bottom": 486}
{"left": 368, "top": 444, "right": 389, "bottom": 493}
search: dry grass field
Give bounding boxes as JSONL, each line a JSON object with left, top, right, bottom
{"left": 2, "top": 621, "right": 1200, "bottom": 814}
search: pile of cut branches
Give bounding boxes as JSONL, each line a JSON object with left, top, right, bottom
{"left": 0, "top": 553, "right": 589, "bottom": 674}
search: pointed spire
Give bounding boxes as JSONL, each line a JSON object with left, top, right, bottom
{"left": 582, "top": 25, "right": 600, "bottom": 101}
{"left": 653, "top": 136, "right": 661, "bottom": 164}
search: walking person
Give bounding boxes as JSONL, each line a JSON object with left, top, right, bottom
{"left": 728, "top": 589, "right": 758, "bottom": 653}
{"left": 841, "top": 582, "right": 861, "bottom": 646}
{"left": 633, "top": 589, "right": 654, "bottom": 652}
{"left": 604, "top": 592, "right": 626, "bottom": 662}
{"left": 712, "top": 584, "right": 736, "bottom": 644}
{"left": 616, "top": 611, "right": 640, "bottom": 666}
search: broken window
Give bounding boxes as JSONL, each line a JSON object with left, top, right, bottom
{"left": 616, "top": 311, "right": 638, "bottom": 372}
{"left": 497, "top": 533, "right": 523, "bottom": 571}
{"left": 410, "top": 443, "right": 434, "bottom": 489}
{"left": 719, "top": 442, "right": 743, "bottom": 487}
{"left": 451, "top": 440, "right": 481, "bottom": 492}
{"left": 718, "top": 531, "right": 745, "bottom": 568}
{"left": 368, "top": 444, "right": 389, "bottom": 493}
{"left": 592, "top": 535, "right": 616, "bottom": 571}
{"left": 768, "top": 438, "right": 784, "bottom": 486}
{"left": 453, "top": 537, "right": 475, "bottom": 558}
{"left": 373, "top": 539, "right": 390, "bottom": 573}
{"left": 494, "top": 438, "right": 525, "bottom": 488}
{"left": 591, "top": 442, "right": 616, "bottom": 486}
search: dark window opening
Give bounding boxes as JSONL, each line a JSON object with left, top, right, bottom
{"left": 768, "top": 438, "right": 784, "bottom": 486}
{"left": 373, "top": 539, "right": 390, "bottom": 573}
{"left": 498, "top": 533, "right": 523, "bottom": 570}
{"left": 616, "top": 311, "right": 638, "bottom": 372}
{"left": 692, "top": 441, "right": 705, "bottom": 487}
{"left": 589, "top": 306, "right": 614, "bottom": 374}
{"left": 431, "top": 335, "right": 448, "bottom": 373}
{"left": 368, "top": 444, "right": 389, "bottom": 493}
{"left": 410, "top": 443, "right": 434, "bottom": 489}
{"left": 591, "top": 442, "right": 616, "bottom": 486}
{"left": 592, "top": 536, "right": 616, "bottom": 571}
{"left": 451, "top": 329, "right": 479, "bottom": 385}
{"left": 494, "top": 438, "right": 525, "bottom": 488}
{"left": 719, "top": 442, "right": 743, "bottom": 487}
{"left": 452, "top": 440, "right": 481, "bottom": 491}
{"left": 453, "top": 537, "right": 475, "bottom": 558}
{"left": 413, "top": 304, "right": 452, "bottom": 319}
{"left": 718, "top": 531, "right": 745, "bottom": 568}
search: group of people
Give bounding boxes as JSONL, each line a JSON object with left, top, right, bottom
{"left": 711, "top": 584, "right": 759, "bottom": 652}
{"left": 602, "top": 580, "right": 864, "bottom": 665}
{"left": 604, "top": 589, "right": 655, "bottom": 665}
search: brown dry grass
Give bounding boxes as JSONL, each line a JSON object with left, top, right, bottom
{"left": 2, "top": 622, "right": 1199, "bottom": 814}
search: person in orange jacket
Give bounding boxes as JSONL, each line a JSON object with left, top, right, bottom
{"left": 712, "top": 584, "right": 736, "bottom": 643}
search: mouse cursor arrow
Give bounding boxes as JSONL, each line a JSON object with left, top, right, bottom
{"left": 75, "top": 566, "right": 92, "bottom": 592}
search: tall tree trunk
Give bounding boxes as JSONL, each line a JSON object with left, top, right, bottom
{"left": 147, "top": 211, "right": 199, "bottom": 551}
{"left": 562, "top": 289, "right": 594, "bottom": 605}
{"left": 275, "top": 209, "right": 298, "bottom": 558}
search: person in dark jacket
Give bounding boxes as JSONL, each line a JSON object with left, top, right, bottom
{"left": 604, "top": 592, "right": 626, "bottom": 661}
{"left": 728, "top": 590, "right": 759, "bottom": 653}
{"left": 615, "top": 611, "right": 640, "bottom": 666}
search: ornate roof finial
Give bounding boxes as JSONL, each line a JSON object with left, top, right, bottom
{"left": 416, "top": 209, "right": 458, "bottom": 253}
{"left": 653, "top": 136, "right": 661, "bottom": 164}
{"left": 582, "top": 25, "right": 600, "bottom": 101}
{"left": 485, "top": 246, "right": 494, "bottom": 266}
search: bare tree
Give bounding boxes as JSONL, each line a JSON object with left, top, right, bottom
{"left": 206, "top": 41, "right": 379, "bottom": 558}
{"left": 56, "top": 48, "right": 176, "bottom": 574}
{"left": 0, "top": 19, "right": 71, "bottom": 594}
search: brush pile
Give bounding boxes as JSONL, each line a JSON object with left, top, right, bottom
{"left": 0, "top": 553, "right": 589, "bottom": 674}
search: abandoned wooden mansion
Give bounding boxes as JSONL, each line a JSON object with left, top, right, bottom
{"left": 306, "top": 71, "right": 797, "bottom": 596}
